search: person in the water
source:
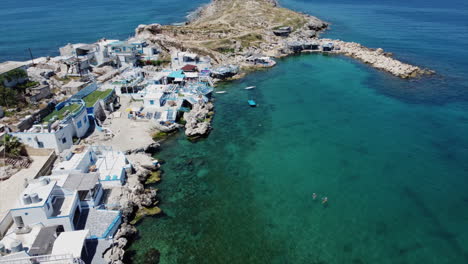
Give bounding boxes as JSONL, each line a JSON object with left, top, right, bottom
{"left": 322, "top": 197, "right": 328, "bottom": 204}
{"left": 312, "top": 193, "right": 317, "bottom": 200}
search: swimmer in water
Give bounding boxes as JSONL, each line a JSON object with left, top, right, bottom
{"left": 312, "top": 193, "right": 317, "bottom": 200}
{"left": 322, "top": 197, "right": 328, "bottom": 204}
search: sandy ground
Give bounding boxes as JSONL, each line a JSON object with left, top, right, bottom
{"left": 0, "top": 155, "right": 51, "bottom": 220}
{"left": 84, "top": 97, "right": 157, "bottom": 153}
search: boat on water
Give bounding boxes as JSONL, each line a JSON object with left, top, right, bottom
{"left": 215, "top": 91, "right": 227, "bottom": 94}
{"left": 248, "top": 100, "right": 257, "bottom": 107}
{"left": 245, "top": 86, "right": 256, "bottom": 90}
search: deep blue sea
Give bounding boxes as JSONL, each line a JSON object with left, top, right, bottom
{"left": 0, "top": 0, "right": 208, "bottom": 61}
{"left": 2, "top": 0, "right": 468, "bottom": 263}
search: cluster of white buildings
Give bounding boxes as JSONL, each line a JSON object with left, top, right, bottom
{"left": 107, "top": 53, "right": 215, "bottom": 125}
{"left": 0, "top": 145, "right": 130, "bottom": 263}
{"left": 60, "top": 39, "right": 160, "bottom": 71}
{"left": 0, "top": 37, "right": 224, "bottom": 263}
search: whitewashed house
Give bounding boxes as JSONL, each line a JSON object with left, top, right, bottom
{"left": 12, "top": 99, "right": 91, "bottom": 153}
{"left": 143, "top": 85, "right": 167, "bottom": 108}
{"left": 52, "top": 146, "right": 130, "bottom": 187}
{"left": 10, "top": 178, "right": 81, "bottom": 232}
{"left": 0, "top": 225, "right": 89, "bottom": 264}
{"left": 12, "top": 124, "right": 74, "bottom": 153}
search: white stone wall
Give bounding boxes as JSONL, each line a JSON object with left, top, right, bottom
{"left": 68, "top": 107, "right": 90, "bottom": 138}
{"left": 12, "top": 125, "right": 74, "bottom": 153}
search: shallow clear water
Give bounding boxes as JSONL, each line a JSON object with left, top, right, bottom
{"left": 127, "top": 0, "right": 468, "bottom": 263}
{"left": 128, "top": 54, "right": 468, "bottom": 263}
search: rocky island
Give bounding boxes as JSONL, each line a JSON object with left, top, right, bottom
{"left": 134, "top": 0, "right": 432, "bottom": 78}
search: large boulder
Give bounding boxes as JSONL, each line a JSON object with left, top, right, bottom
{"left": 183, "top": 103, "right": 214, "bottom": 137}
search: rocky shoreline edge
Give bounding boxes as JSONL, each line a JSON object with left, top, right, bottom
{"left": 102, "top": 143, "right": 163, "bottom": 264}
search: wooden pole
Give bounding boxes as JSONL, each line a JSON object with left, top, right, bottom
{"left": 28, "top": 48, "right": 35, "bottom": 65}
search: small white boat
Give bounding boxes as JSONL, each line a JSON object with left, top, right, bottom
{"left": 215, "top": 91, "right": 227, "bottom": 94}
{"left": 245, "top": 86, "right": 256, "bottom": 90}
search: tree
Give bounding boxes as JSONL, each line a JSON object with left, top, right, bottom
{"left": 0, "top": 84, "right": 19, "bottom": 107}
{"left": 1, "top": 134, "right": 23, "bottom": 157}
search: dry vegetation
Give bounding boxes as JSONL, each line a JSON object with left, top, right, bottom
{"left": 136, "top": 0, "right": 326, "bottom": 63}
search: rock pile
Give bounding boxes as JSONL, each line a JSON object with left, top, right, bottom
{"left": 183, "top": 102, "right": 214, "bottom": 138}
{"left": 318, "top": 39, "right": 433, "bottom": 78}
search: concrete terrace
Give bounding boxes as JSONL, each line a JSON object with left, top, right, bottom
{"left": 0, "top": 154, "right": 52, "bottom": 220}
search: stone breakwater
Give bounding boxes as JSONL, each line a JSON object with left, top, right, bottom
{"left": 315, "top": 39, "right": 433, "bottom": 78}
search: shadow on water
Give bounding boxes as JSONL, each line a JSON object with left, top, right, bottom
{"left": 402, "top": 187, "right": 468, "bottom": 262}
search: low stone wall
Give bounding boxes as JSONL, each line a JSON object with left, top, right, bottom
{"left": 34, "top": 150, "right": 57, "bottom": 178}
{"left": 14, "top": 103, "right": 55, "bottom": 132}
{"left": 0, "top": 212, "right": 13, "bottom": 239}
{"left": 24, "top": 146, "right": 55, "bottom": 156}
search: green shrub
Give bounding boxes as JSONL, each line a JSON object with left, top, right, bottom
{"left": 0, "top": 84, "right": 19, "bottom": 107}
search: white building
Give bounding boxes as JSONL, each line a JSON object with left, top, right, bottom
{"left": 0, "top": 61, "right": 29, "bottom": 88}
{"left": 10, "top": 178, "right": 81, "bottom": 233}
{"left": 52, "top": 146, "right": 130, "bottom": 187}
{"left": 56, "top": 172, "right": 104, "bottom": 209}
{"left": 143, "top": 85, "right": 167, "bottom": 108}
{"left": 12, "top": 124, "right": 74, "bottom": 153}
{"left": 171, "top": 51, "right": 211, "bottom": 71}
{"left": 12, "top": 99, "right": 91, "bottom": 153}
{"left": 0, "top": 224, "right": 89, "bottom": 264}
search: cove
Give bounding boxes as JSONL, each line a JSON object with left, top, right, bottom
{"left": 127, "top": 53, "right": 468, "bottom": 263}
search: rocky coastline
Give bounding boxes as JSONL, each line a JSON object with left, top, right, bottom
{"left": 102, "top": 150, "right": 162, "bottom": 264}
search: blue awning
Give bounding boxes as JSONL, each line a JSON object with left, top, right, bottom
{"left": 168, "top": 70, "right": 185, "bottom": 79}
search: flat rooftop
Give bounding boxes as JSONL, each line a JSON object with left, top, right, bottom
{"left": 0, "top": 154, "right": 53, "bottom": 220}
{"left": 76, "top": 208, "right": 120, "bottom": 238}
{"left": 95, "top": 150, "right": 127, "bottom": 181}
{"left": 52, "top": 147, "right": 91, "bottom": 174}
{"left": 0, "top": 223, "right": 43, "bottom": 252}
{"left": 50, "top": 194, "right": 76, "bottom": 217}
{"left": 17, "top": 180, "right": 57, "bottom": 208}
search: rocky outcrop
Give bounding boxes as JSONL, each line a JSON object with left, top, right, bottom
{"left": 183, "top": 102, "right": 214, "bottom": 138}
{"left": 103, "top": 155, "right": 160, "bottom": 264}
{"left": 124, "top": 142, "right": 161, "bottom": 156}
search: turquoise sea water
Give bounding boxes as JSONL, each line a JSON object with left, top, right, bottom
{"left": 128, "top": 55, "right": 468, "bottom": 263}
{"left": 127, "top": 0, "right": 468, "bottom": 263}
{"left": 2, "top": 0, "right": 468, "bottom": 263}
